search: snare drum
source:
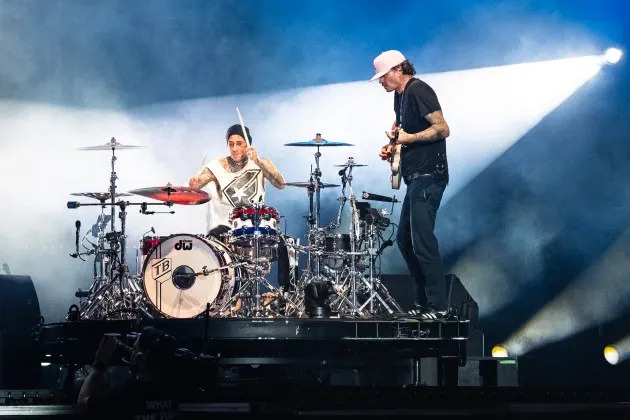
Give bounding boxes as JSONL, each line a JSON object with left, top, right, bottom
{"left": 230, "top": 205, "right": 280, "bottom": 246}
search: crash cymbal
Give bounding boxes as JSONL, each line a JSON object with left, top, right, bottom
{"left": 284, "top": 133, "right": 353, "bottom": 147}
{"left": 78, "top": 137, "right": 143, "bottom": 151}
{"left": 285, "top": 181, "right": 340, "bottom": 189}
{"left": 128, "top": 185, "right": 210, "bottom": 205}
{"left": 71, "top": 192, "right": 133, "bottom": 201}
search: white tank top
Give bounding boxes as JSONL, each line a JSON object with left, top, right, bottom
{"left": 206, "top": 158, "right": 265, "bottom": 228}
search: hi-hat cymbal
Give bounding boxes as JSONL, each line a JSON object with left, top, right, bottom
{"left": 285, "top": 181, "right": 340, "bottom": 189}
{"left": 128, "top": 185, "right": 210, "bottom": 205}
{"left": 78, "top": 137, "right": 143, "bottom": 151}
{"left": 334, "top": 163, "right": 368, "bottom": 167}
{"left": 71, "top": 192, "right": 133, "bottom": 201}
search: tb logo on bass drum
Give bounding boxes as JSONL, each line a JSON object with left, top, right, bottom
{"left": 174, "top": 239, "right": 193, "bottom": 251}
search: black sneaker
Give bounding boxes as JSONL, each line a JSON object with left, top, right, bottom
{"left": 407, "top": 303, "right": 427, "bottom": 319}
{"left": 419, "top": 305, "right": 460, "bottom": 321}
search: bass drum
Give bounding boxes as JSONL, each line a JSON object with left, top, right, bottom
{"left": 141, "top": 234, "right": 242, "bottom": 318}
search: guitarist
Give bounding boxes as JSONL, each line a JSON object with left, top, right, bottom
{"left": 371, "top": 50, "right": 453, "bottom": 320}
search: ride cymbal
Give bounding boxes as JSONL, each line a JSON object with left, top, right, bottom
{"left": 284, "top": 133, "right": 353, "bottom": 147}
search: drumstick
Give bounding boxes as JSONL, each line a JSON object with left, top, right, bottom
{"left": 236, "top": 107, "right": 251, "bottom": 147}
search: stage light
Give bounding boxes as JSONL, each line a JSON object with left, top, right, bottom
{"left": 492, "top": 345, "right": 509, "bottom": 358}
{"left": 502, "top": 229, "right": 630, "bottom": 357}
{"left": 603, "top": 335, "right": 630, "bottom": 365}
{"left": 604, "top": 345, "right": 619, "bottom": 365}
{"left": 603, "top": 47, "right": 623, "bottom": 65}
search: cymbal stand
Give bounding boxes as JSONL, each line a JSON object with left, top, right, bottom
{"left": 357, "top": 221, "right": 404, "bottom": 316}
{"left": 68, "top": 200, "right": 169, "bottom": 319}
{"left": 108, "top": 139, "right": 118, "bottom": 233}
{"left": 333, "top": 160, "right": 365, "bottom": 317}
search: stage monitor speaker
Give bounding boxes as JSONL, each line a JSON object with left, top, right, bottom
{"left": 0, "top": 275, "right": 42, "bottom": 388}
{"left": 0, "top": 275, "right": 41, "bottom": 332}
{"left": 380, "top": 273, "right": 479, "bottom": 330}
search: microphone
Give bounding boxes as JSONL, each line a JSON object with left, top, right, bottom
{"left": 362, "top": 191, "right": 399, "bottom": 203}
{"left": 67, "top": 201, "right": 80, "bottom": 209}
{"left": 376, "top": 239, "right": 394, "bottom": 256}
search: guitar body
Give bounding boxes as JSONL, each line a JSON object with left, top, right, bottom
{"left": 389, "top": 128, "right": 402, "bottom": 190}
{"left": 390, "top": 143, "right": 402, "bottom": 189}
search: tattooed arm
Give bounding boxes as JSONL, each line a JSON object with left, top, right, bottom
{"left": 397, "top": 110, "right": 450, "bottom": 144}
{"left": 188, "top": 167, "right": 217, "bottom": 189}
{"left": 257, "top": 157, "right": 285, "bottom": 189}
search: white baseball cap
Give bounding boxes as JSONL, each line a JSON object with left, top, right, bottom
{"left": 369, "top": 50, "right": 406, "bottom": 81}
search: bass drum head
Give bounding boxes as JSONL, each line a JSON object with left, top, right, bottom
{"left": 141, "top": 234, "right": 238, "bottom": 318}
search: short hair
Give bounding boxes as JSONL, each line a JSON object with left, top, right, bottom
{"left": 226, "top": 124, "right": 252, "bottom": 144}
{"left": 394, "top": 60, "right": 416, "bottom": 76}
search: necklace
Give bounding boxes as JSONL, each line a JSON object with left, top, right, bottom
{"left": 226, "top": 156, "right": 248, "bottom": 172}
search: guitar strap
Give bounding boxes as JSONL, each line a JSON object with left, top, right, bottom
{"left": 397, "top": 78, "right": 418, "bottom": 129}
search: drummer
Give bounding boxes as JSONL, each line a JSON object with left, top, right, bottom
{"left": 188, "top": 124, "right": 292, "bottom": 292}
{"left": 189, "top": 124, "right": 286, "bottom": 237}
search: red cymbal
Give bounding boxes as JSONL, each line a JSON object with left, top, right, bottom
{"left": 128, "top": 186, "right": 210, "bottom": 205}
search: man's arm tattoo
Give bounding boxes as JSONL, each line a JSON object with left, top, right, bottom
{"left": 189, "top": 167, "right": 217, "bottom": 189}
{"left": 258, "top": 158, "right": 285, "bottom": 189}
{"left": 412, "top": 110, "right": 450, "bottom": 143}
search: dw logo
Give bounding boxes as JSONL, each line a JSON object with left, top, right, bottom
{"left": 174, "top": 240, "right": 193, "bottom": 251}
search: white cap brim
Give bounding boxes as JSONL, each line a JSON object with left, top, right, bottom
{"left": 369, "top": 69, "right": 389, "bottom": 82}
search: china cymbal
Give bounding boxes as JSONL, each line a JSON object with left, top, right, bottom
{"left": 78, "top": 137, "right": 143, "bottom": 151}
{"left": 128, "top": 185, "right": 210, "bottom": 205}
{"left": 285, "top": 181, "right": 340, "bottom": 189}
{"left": 71, "top": 192, "right": 133, "bottom": 201}
{"left": 284, "top": 133, "right": 353, "bottom": 147}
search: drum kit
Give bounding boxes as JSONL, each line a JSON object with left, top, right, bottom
{"left": 67, "top": 134, "right": 404, "bottom": 321}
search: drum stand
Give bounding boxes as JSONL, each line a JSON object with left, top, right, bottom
{"left": 69, "top": 144, "right": 167, "bottom": 320}
{"left": 218, "top": 204, "right": 303, "bottom": 318}
{"left": 331, "top": 163, "right": 367, "bottom": 317}
{"left": 356, "top": 222, "right": 404, "bottom": 316}
{"left": 328, "top": 159, "right": 404, "bottom": 318}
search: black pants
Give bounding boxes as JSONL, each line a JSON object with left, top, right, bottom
{"left": 207, "top": 225, "right": 291, "bottom": 291}
{"left": 396, "top": 178, "right": 447, "bottom": 311}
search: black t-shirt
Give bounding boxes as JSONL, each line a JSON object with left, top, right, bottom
{"left": 394, "top": 78, "right": 448, "bottom": 182}
{"left": 86, "top": 380, "right": 179, "bottom": 419}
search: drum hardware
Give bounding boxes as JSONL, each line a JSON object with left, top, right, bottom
{"left": 68, "top": 138, "right": 212, "bottom": 320}
{"left": 284, "top": 133, "right": 352, "bottom": 230}
{"left": 217, "top": 203, "right": 303, "bottom": 318}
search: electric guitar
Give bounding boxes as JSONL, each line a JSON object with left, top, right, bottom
{"left": 388, "top": 127, "right": 402, "bottom": 190}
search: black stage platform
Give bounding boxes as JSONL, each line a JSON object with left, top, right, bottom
{"left": 0, "top": 319, "right": 627, "bottom": 417}
{"left": 37, "top": 317, "right": 470, "bottom": 388}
